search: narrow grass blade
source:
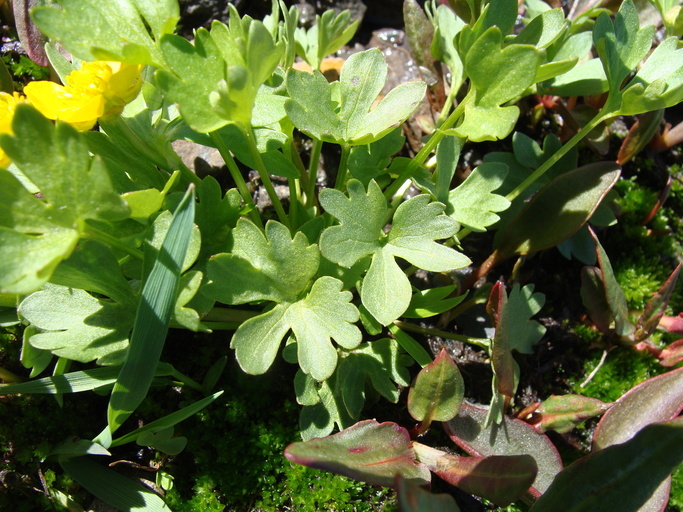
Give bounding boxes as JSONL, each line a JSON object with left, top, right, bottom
{"left": 110, "top": 390, "right": 223, "bottom": 447}
{"left": 108, "top": 185, "right": 195, "bottom": 434}
{"left": 60, "top": 456, "right": 171, "bottom": 511}
{"left": 0, "top": 363, "right": 175, "bottom": 395}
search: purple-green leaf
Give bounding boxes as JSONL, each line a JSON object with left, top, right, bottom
{"left": 444, "top": 403, "right": 563, "bottom": 497}
{"left": 593, "top": 366, "right": 683, "bottom": 451}
{"left": 413, "top": 443, "right": 537, "bottom": 506}
{"left": 580, "top": 266, "right": 613, "bottom": 333}
{"left": 13, "top": 0, "right": 48, "bottom": 67}
{"left": 530, "top": 417, "right": 683, "bottom": 512}
{"left": 589, "top": 228, "right": 636, "bottom": 341}
{"left": 528, "top": 394, "right": 612, "bottom": 434}
{"left": 407, "top": 349, "right": 465, "bottom": 425}
{"left": 635, "top": 263, "right": 682, "bottom": 342}
{"left": 493, "top": 162, "right": 620, "bottom": 261}
{"left": 396, "top": 475, "right": 460, "bottom": 512}
{"left": 284, "top": 420, "right": 431, "bottom": 487}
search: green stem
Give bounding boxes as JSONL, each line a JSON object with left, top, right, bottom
{"left": 333, "top": 144, "right": 351, "bottom": 191}
{"left": 306, "top": 138, "right": 323, "bottom": 208}
{"left": 244, "top": 127, "right": 291, "bottom": 229}
{"left": 288, "top": 177, "right": 300, "bottom": 228}
{"left": 83, "top": 224, "right": 144, "bottom": 260}
{"left": 505, "top": 110, "right": 608, "bottom": 203}
{"left": 0, "top": 366, "right": 23, "bottom": 383}
{"left": 210, "top": 131, "right": 263, "bottom": 229}
{"left": 394, "top": 320, "right": 490, "bottom": 350}
{"left": 384, "top": 100, "right": 467, "bottom": 199}
{"left": 455, "top": 109, "right": 610, "bottom": 242}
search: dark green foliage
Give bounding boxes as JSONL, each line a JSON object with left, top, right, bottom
{"left": 160, "top": 338, "right": 395, "bottom": 511}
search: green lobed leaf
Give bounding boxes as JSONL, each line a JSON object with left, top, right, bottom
{"left": 207, "top": 219, "right": 320, "bottom": 305}
{"left": 49, "top": 240, "right": 136, "bottom": 308}
{"left": 514, "top": 9, "right": 568, "bottom": 49}
{"left": 284, "top": 420, "right": 431, "bottom": 487}
{"left": 19, "top": 284, "right": 135, "bottom": 365}
{"left": 31, "top": 0, "right": 178, "bottom": 65}
{"left": 319, "top": 179, "right": 387, "bottom": 267}
{"left": 430, "top": 5, "right": 466, "bottom": 93}
{"left": 286, "top": 276, "right": 362, "bottom": 381}
{"left": 404, "top": 286, "right": 467, "bottom": 319}
{"left": 336, "top": 338, "right": 411, "bottom": 419}
{"left": 286, "top": 49, "right": 425, "bottom": 145}
{"left": 348, "top": 127, "right": 405, "bottom": 186}
{"left": 530, "top": 418, "right": 683, "bottom": 512}
{"left": 593, "top": 0, "right": 655, "bottom": 100}
{"left": 505, "top": 284, "right": 546, "bottom": 354}
{"left": 0, "top": 106, "right": 130, "bottom": 293}
{"left": 619, "top": 37, "right": 683, "bottom": 116}
{"left": 108, "top": 186, "right": 195, "bottom": 434}
{"left": 447, "top": 162, "right": 511, "bottom": 232}
{"left": 454, "top": 27, "right": 543, "bottom": 142}
{"left": 408, "top": 349, "right": 465, "bottom": 424}
{"left": 299, "top": 378, "right": 354, "bottom": 440}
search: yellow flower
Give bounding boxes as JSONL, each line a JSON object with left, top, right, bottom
{"left": 0, "top": 92, "right": 25, "bottom": 167}
{"left": 24, "top": 61, "right": 143, "bottom": 131}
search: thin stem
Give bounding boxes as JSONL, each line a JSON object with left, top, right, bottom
{"left": 384, "top": 100, "right": 467, "bottom": 199}
{"left": 209, "top": 131, "right": 263, "bottom": 229}
{"left": 505, "top": 110, "right": 608, "bottom": 203}
{"left": 244, "top": 127, "right": 291, "bottom": 229}
{"left": 0, "top": 366, "right": 23, "bottom": 383}
{"left": 83, "top": 224, "right": 144, "bottom": 260}
{"left": 306, "top": 138, "right": 323, "bottom": 208}
{"left": 394, "top": 320, "right": 490, "bottom": 350}
{"left": 333, "top": 144, "right": 351, "bottom": 191}
{"left": 288, "top": 177, "right": 300, "bottom": 228}
{"left": 455, "top": 109, "right": 610, "bottom": 243}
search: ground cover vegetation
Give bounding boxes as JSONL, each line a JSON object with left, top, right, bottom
{"left": 0, "top": 0, "right": 682, "bottom": 509}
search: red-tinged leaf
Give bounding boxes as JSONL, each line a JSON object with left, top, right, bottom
{"left": 527, "top": 394, "right": 612, "bottom": 434}
{"left": 413, "top": 443, "right": 537, "bottom": 507}
{"left": 635, "top": 263, "right": 682, "bottom": 341}
{"left": 444, "top": 403, "right": 563, "bottom": 497}
{"left": 659, "top": 338, "right": 683, "bottom": 367}
{"left": 589, "top": 227, "right": 636, "bottom": 341}
{"left": 529, "top": 418, "right": 683, "bottom": 512}
{"left": 487, "top": 283, "right": 515, "bottom": 402}
{"left": 407, "top": 349, "right": 465, "bottom": 425}
{"left": 593, "top": 366, "right": 683, "bottom": 451}
{"left": 616, "top": 109, "right": 664, "bottom": 165}
{"left": 659, "top": 313, "right": 683, "bottom": 332}
{"left": 13, "top": 0, "right": 49, "bottom": 67}
{"left": 580, "top": 266, "right": 613, "bottom": 333}
{"left": 284, "top": 420, "right": 431, "bottom": 487}
{"left": 395, "top": 474, "right": 460, "bottom": 512}
{"left": 486, "top": 281, "right": 506, "bottom": 327}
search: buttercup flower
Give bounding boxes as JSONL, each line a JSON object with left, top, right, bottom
{"left": 0, "top": 91, "right": 25, "bottom": 167}
{"left": 24, "top": 61, "right": 143, "bottom": 131}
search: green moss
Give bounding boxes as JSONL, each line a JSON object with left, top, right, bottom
{"left": 570, "top": 345, "right": 665, "bottom": 403}
{"left": 161, "top": 352, "right": 396, "bottom": 512}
